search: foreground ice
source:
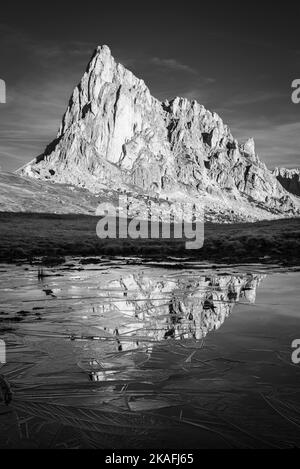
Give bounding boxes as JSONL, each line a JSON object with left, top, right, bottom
{"left": 0, "top": 258, "right": 299, "bottom": 448}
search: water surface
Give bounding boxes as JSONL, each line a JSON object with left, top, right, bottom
{"left": 0, "top": 259, "right": 299, "bottom": 448}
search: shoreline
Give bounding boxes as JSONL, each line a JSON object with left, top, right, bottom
{"left": 1, "top": 212, "right": 300, "bottom": 267}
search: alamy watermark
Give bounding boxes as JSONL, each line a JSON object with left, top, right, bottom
{"left": 0, "top": 79, "right": 6, "bottom": 104}
{"left": 0, "top": 339, "right": 6, "bottom": 365}
{"left": 96, "top": 196, "right": 204, "bottom": 250}
{"left": 291, "top": 339, "right": 300, "bottom": 364}
{"left": 291, "top": 79, "right": 300, "bottom": 104}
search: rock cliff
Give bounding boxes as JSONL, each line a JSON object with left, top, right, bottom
{"left": 273, "top": 167, "right": 300, "bottom": 197}
{"left": 17, "top": 45, "right": 300, "bottom": 221}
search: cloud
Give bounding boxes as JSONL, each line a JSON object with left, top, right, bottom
{"left": 222, "top": 91, "right": 286, "bottom": 108}
{"left": 150, "top": 57, "right": 197, "bottom": 74}
{"left": 0, "top": 26, "right": 98, "bottom": 171}
{"left": 0, "top": 78, "right": 74, "bottom": 171}
{"left": 0, "top": 23, "right": 96, "bottom": 78}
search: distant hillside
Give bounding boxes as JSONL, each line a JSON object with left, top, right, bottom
{"left": 0, "top": 171, "right": 101, "bottom": 214}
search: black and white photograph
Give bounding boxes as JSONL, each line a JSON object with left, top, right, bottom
{"left": 0, "top": 0, "right": 300, "bottom": 456}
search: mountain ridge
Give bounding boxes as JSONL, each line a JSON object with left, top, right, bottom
{"left": 273, "top": 167, "right": 300, "bottom": 197}
{"left": 14, "top": 45, "right": 300, "bottom": 221}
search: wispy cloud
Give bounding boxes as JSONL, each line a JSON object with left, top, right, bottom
{"left": 150, "top": 57, "right": 197, "bottom": 74}
{"left": 0, "top": 24, "right": 96, "bottom": 60}
{"left": 0, "top": 79, "right": 74, "bottom": 171}
{"left": 221, "top": 91, "right": 286, "bottom": 108}
{"left": 0, "top": 26, "right": 97, "bottom": 170}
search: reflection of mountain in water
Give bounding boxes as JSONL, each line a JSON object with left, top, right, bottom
{"left": 99, "top": 272, "right": 265, "bottom": 350}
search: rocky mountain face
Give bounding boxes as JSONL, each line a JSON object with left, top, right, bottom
{"left": 18, "top": 45, "right": 300, "bottom": 222}
{"left": 273, "top": 168, "right": 300, "bottom": 197}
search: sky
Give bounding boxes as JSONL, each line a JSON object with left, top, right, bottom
{"left": 0, "top": 1, "right": 299, "bottom": 172}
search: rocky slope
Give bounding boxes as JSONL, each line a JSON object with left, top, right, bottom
{"left": 273, "top": 167, "right": 300, "bottom": 197}
{"left": 17, "top": 45, "right": 300, "bottom": 221}
{"left": 0, "top": 171, "right": 100, "bottom": 214}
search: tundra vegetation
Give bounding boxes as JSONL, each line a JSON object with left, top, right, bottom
{"left": 0, "top": 212, "right": 299, "bottom": 265}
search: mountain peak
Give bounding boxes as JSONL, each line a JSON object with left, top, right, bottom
{"left": 17, "top": 45, "right": 300, "bottom": 221}
{"left": 90, "top": 44, "right": 114, "bottom": 67}
{"left": 95, "top": 44, "right": 112, "bottom": 55}
{"left": 273, "top": 167, "right": 300, "bottom": 196}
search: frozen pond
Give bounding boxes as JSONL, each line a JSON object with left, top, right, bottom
{"left": 0, "top": 258, "right": 299, "bottom": 448}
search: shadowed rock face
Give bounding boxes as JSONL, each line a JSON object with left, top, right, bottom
{"left": 273, "top": 168, "right": 300, "bottom": 197}
{"left": 18, "top": 45, "right": 300, "bottom": 221}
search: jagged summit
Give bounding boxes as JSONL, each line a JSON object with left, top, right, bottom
{"left": 273, "top": 167, "right": 300, "bottom": 197}
{"left": 17, "top": 45, "right": 300, "bottom": 221}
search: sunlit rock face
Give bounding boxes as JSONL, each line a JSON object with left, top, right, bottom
{"left": 100, "top": 272, "right": 265, "bottom": 351}
{"left": 273, "top": 168, "right": 300, "bottom": 197}
{"left": 18, "top": 45, "right": 300, "bottom": 221}
{"left": 19, "top": 45, "right": 175, "bottom": 195}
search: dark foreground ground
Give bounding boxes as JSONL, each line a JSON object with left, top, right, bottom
{"left": 0, "top": 212, "right": 299, "bottom": 265}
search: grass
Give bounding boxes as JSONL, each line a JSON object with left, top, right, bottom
{"left": 0, "top": 212, "right": 299, "bottom": 265}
